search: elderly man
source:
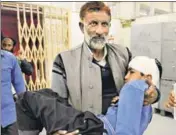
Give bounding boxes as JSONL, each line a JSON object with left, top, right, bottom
{"left": 1, "top": 50, "right": 26, "bottom": 135}
{"left": 52, "top": 2, "right": 160, "bottom": 115}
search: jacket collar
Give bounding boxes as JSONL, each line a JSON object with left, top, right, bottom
{"left": 83, "top": 41, "right": 108, "bottom": 62}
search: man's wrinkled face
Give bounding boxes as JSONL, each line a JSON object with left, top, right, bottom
{"left": 82, "top": 11, "right": 110, "bottom": 50}
{"left": 2, "top": 38, "right": 14, "bottom": 52}
{"left": 124, "top": 68, "right": 146, "bottom": 83}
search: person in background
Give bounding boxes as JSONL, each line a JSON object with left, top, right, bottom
{"left": 1, "top": 37, "right": 33, "bottom": 76}
{"left": 1, "top": 50, "right": 26, "bottom": 135}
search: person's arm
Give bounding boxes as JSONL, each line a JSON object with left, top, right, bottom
{"left": 51, "top": 54, "right": 69, "bottom": 103}
{"left": 20, "top": 59, "right": 33, "bottom": 76}
{"left": 166, "top": 90, "right": 176, "bottom": 108}
{"left": 115, "top": 80, "right": 152, "bottom": 135}
{"left": 11, "top": 57, "right": 26, "bottom": 94}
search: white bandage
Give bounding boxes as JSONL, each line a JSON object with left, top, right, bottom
{"left": 129, "top": 56, "right": 160, "bottom": 89}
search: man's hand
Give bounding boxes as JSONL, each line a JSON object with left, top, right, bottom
{"left": 144, "top": 79, "right": 158, "bottom": 106}
{"left": 144, "top": 85, "right": 158, "bottom": 105}
{"left": 166, "top": 90, "right": 176, "bottom": 108}
{"left": 53, "top": 130, "right": 79, "bottom": 135}
{"left": 111, "top": 96, "right": 119, "bottom": 105}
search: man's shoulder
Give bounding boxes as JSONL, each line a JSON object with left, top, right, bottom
{"left": 60, "top": 44, "right": 83, "bottom": 54}
{"left": 107, "top": 43, "right": 130, "bottom": 61}
{"left": 58, "top": 44, "right": 83, "bottom": 59}
{"left": 107, "top": 43, "right": 127, "bottom": 53}
{"left": 54, "top": 44, "right": 83, "bottom": 62}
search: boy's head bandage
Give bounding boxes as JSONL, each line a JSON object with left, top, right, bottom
{"left": 129, "top": 56, "right": 160, "bottom": 88}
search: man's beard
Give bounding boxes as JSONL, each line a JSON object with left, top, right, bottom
{"left": 84, "top": 31, "right": 107, "bottom": 50}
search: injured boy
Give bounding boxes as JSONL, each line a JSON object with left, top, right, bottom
{"left": 16, "top": 56, "right": 162, "bottom": 135}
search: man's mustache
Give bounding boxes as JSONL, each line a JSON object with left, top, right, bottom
{"left": 91, "top": 36, "right": 105, "bottom": 41}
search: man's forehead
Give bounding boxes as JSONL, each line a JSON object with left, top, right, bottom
{"left": 83, "top": 11, "right": 110, "bottom": 22}
{"left": 2, "top": 38, "right": 13, "bottom": 43}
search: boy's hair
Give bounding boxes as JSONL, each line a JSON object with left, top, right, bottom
{"left": 80, "top": 2, "right": 111, "bottom": 21}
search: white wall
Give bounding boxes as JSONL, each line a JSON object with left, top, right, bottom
{"left": 109, "top": 19, "right": 122, "bottom": 44}
{"left": 70, "top": 12, "right": 84, "bottom": 48}
{"left": 123, "top": 13, "right": 176, "bottom": 49}
{"left": 119, "top": 2, "right": 135, "bottom": 19}
{"left": 134, "top": 13, "right": 176, "bottom": 24}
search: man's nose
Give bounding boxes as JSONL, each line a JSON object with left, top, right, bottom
{"left": 95, "top": 24, "right": 104, "bottom": 35}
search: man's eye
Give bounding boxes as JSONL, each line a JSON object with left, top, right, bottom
{"left": 102, "top": 22, "right": 109, "bottom": 27}
{"left": 90, "top": 21, "right": 98, "bottom": 27}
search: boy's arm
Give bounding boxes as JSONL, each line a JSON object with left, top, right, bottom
{"left": 115, "top": 80, "right": 151, "bottom": 135}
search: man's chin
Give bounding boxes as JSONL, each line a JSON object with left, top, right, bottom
{"left": 90, "top": 43, "right": 106, "bottom": 50}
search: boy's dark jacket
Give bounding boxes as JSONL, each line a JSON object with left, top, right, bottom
{"left": 16, "top": 88, "right": 105, "bottom": 135}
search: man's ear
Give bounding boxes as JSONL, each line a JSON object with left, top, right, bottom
{"left": 79, "top": 22, "right": 84, "bottom": 33}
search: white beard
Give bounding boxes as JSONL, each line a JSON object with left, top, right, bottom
{"left": 84, "top": 29, "right": 107, "bottom": 50}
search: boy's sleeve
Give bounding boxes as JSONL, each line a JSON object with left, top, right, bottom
{"left": 115, "top": 80, "right": 151, "bottom": 135}
{"left": 20, "top": 59, "right": 33, "bottom": 76}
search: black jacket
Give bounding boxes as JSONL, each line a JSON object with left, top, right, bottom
{"left": 19, "top": 59, "right": 33, "bottom": 76}
{"left": 16, "top": 89, "right": 105, "bottom": 135}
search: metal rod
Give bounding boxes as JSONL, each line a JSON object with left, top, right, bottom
{"left": 1, "top": 6, "right": 43, "bottom": 14}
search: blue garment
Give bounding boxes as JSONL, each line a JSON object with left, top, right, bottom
{"left": 98, "top": 80, "right": 152, "bottom": 135}
{"left": 1, "top": 50, "right": 26, "bottom": 127}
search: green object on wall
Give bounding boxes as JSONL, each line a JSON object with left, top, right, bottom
{"left": 120, "top": 19, "right": 136, "bottom": 28}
